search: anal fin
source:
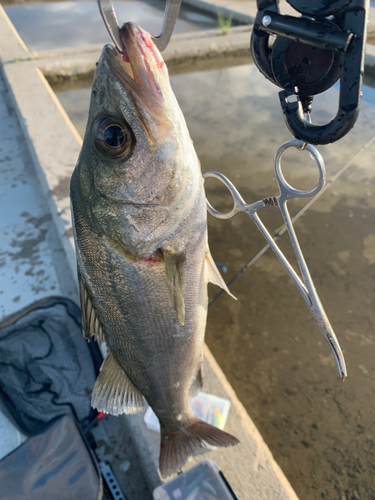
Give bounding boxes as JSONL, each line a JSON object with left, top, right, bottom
{"left": 91, "top": 351, "right": 144, "bottom": 416}
{"left": 78, "top": 268, "right": 106, "bottom": 344}
{"left": 205, "top": 249, "right": 236, "bottom": 300}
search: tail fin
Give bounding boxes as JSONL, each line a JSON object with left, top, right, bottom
{"left": 159, "top": 419, "right": 239, "bottom": 478}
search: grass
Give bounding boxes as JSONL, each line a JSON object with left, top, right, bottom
{"left": 12, "top": 49, "right": 38, "bottom": 64}
{"left": 217, "top": 9, "right": 233, "bottom": 35}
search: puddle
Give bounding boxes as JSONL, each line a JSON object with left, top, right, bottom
{"left": 54, "top": 62, "right": 375, "bottom": 208}
{"left": 4, "top": 0, "right": 218, "bottom": 51}
{"left": 54, "top": 61, "right": 375, "bottom": 499}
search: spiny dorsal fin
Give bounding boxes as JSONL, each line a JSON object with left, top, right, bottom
{"left": 205, "top": 249, "right": 236, "bottom": 300}
{"left": 78, "top": 268, "right": 106, "bottom": 344}
{"left": 91, "top": 351, "right": 144, "bottom": 416}
{"left": 162, "top": 248, "right": 185, "bottom": 325}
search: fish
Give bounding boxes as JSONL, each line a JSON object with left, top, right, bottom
{"left": 70, "top": 22, "right": 239, "bottom": 477}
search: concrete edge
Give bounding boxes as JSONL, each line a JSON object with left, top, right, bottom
{"left": 38, "top": 46, "right": 375, "bottom": 81}
{"left": 0, "top": 63, "right": 80, "bottom": 283}
{"left": 0, "top": 6, "right": 80, "bottom": 282}
{"left": 201, "top": 345, "right": 300, "bottom": 499}
{"left": 34, "top": 25, "right": 251, "bottom": 62}
{"left": 7, "top": 26, "right": 253, "bottom": 82}
{"left": 0, "top": 6, "right": 301, "bottom": 499}
{"left": 4, "top": 18, "right": 375, "bottom": 83}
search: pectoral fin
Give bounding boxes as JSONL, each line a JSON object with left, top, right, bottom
{"left": 91, "top": 351, "right": 144, "bottom": 416}
{"left": 78, "top": 268, "right": 106, "bottom": 344}
{"left": 205, "top": 249, "right": 236, "bottom": 300}
{"left": 162, "top": 248, "right": 185, "bottom": 325}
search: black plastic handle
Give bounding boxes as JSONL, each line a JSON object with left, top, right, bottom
{"left": 279, "top": 1, "right": 367, "bottom": 145}
{"left": 279, "top": 90, "right": 359, "bottom": 145}
{"left": 260, "top": 12, "right": 353, "bottom": 53}
{"left": 250, "top": 0, "right": 368, "bottom": 145}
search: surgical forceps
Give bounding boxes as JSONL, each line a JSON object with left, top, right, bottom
{"left": 97, "top": 0, "right": 182, "bottom": 52}
{"left": 204, "top": 139, "right": 347, "bottom": 381}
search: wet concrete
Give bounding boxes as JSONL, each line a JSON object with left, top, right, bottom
{"left": 91, "top": 415, "right": 152, "bottom": 500}
{"left": 0, "top": 72, "right": 76, "bottom": 320}
{"left": 54, "top": 61, "right": 375, "bottom": 499}
{"left": 0, "top": 67, "right": 153, "bottom": 498}
{"left": 0, "top": 63, "right": 76, "bottom": 464}
{"left": 4, "top": 0, "right": 218, "bottom": 51}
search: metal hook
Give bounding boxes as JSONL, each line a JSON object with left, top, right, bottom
{"left": 97, "top": 0, "right": 182, "bottom": 52}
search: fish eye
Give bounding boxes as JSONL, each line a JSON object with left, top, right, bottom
{"left": 94, "top": 117, "right": 135, "bottom": 159}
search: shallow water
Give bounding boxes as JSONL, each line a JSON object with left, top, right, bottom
{"left": 4, "top": 0, "right": 217, "bottom": 51}
{"left": 55, "top": 62, "right": 375, "bottom": 499}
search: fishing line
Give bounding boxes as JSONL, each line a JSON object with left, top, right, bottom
{"left": 209, "top": 133, "right": 375, "bottom": 307}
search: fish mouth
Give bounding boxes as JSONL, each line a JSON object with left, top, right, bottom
{"left": 104, "top": 22, "right": 168, "bottom": 107}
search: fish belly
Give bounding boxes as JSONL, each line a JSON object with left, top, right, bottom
{"left": 72, "top": 180, "right": 207, "bottom": 427}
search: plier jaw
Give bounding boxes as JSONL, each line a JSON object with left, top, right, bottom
{"left": 97, "top": 0, "right": 182, "bottom": 52}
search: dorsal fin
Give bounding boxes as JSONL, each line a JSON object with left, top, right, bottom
{"left": 205, "top": 249, "right": 236, "bottom": 300}
{"left": 162, "top": 248, "right": 185, "bottom": 325}
{"left": 78, "top": 268, "right": 106, "bottom": 344}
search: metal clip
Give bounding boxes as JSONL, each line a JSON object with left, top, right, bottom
{"left": 97, "top": 0, "right": 182, "bottom": 52}
{"left": 204, "top": 140, "right": 347, "bottom": 380}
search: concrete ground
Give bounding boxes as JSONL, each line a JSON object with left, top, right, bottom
{"left": 2, "top": 1, "right": 375, "bottom": 499}
{"left": 55, "top": 58, "right": 375, "bottom": 499}
{"left": 0, "top": 65, "right": 76, "bottom": 322}
{"left": 0, "top": 65, "right": 153, "bottom": 500}
{"left": 174, "top": 64, "right": 375, "bottom": 500}
{"left": 0, "top": 6, "right": 301, "bottom": 500}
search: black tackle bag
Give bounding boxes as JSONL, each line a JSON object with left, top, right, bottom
{"left": 0, "top": 296, "right": 102, "bottom": 435}
{"left": 0, "top": 414, "right": 103, "bottom": 500}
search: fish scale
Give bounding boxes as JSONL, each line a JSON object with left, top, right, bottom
{"left": 70, "top": 22, "right": 239, "bottom": 477}
{"left": 74, "top": 179, "right": 205, "bottom": 418}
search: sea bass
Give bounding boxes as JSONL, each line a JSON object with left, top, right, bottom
{"left": 70, "top": 22, "right": 239, "bottom": 477}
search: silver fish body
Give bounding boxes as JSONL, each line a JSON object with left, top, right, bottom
{"left": 70, "top": 23, "right": 238, "bottom": 476}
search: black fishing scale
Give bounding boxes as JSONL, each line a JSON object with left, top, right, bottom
{"left": 250, "top": 0, "right": 369, "bottom": 145}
